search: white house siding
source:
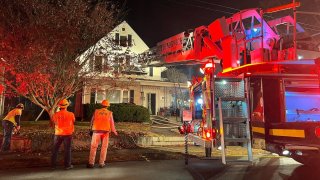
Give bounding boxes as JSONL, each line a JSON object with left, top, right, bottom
{"left": 142, "top": 66, "right": 166, "bottom": 81}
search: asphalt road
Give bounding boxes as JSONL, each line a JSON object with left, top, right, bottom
{"left": 0, "top": 157, "right": 318, "bottom": 180}
{"left": 190, "top": 157, "right": 316, "bottom": 180}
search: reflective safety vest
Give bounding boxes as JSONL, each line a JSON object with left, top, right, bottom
{"left": 92, "top": 108, "right": 112, "bottom": 131}
{"left": 52, "top": 109, "right": 75, "bottom": 135}
{"left": 2, "top": 108, "right": 22, "bottom": 126}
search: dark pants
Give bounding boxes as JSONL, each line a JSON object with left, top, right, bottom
{"left": 1, "top": 121, "right": 14, "bottom": 152}
{"left": 51, "top": 135, "right": 72, "bottom": 168}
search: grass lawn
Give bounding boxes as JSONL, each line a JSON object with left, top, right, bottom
{"left": 20, "top": 121, "right": 152, "bottom": 135}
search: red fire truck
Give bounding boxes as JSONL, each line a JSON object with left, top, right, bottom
{"left": 147, "top": 2, "right": 320, "bottom": 165}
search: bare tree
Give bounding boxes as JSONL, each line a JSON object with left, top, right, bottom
{"left": 0, "top": 0, "right": 123, "bottom": 121}
{"left": 165, "top": 67, "right": 188, "bottom": 118}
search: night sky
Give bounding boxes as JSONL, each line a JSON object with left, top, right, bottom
{"left": 124, "top": 0, "right": 260, "bottom": 47}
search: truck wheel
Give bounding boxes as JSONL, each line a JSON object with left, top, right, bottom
{"left": 292, "top": 155, "right": 320, "bottom": 166}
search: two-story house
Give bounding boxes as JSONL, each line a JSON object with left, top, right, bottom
{"left": 81, "top": 21, "right": 188, "bottom": 115}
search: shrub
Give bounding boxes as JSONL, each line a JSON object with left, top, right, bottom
{"left": 83, "top": 103, "right": 103, "bottom": 121}
{"left": 83, "top": 103, "right": 150, "bottom": 123}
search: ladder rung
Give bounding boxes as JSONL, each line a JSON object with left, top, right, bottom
{"left": 223, "top": 117, "right": 247, "bottom": 124}
{"left": 219, "top": 97, "right": 246, "bottom": 101}
{"left": 224, "top": 138, "right": 249, "bottom": 143}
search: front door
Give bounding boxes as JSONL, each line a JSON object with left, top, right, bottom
{"left": 148, "top": 93, "right": 156, "bottom": 115}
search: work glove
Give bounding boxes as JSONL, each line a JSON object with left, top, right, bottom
{"left": 13, "top": 127, "right": 20, "bottom": 135}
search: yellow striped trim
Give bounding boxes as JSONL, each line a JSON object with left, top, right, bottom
{"left": 252, "top": 127, "right": 265, "bottom": 134}
{"left": 269, "top": 129, "right": 305, "bottom": 138}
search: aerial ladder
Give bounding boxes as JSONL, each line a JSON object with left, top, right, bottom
{"left": 144, "top": 2, "right": 320, "bottom": 165}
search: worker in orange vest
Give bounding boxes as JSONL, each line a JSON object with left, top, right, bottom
{"left": 87, "top": 100, "right": 118, "bottom": 168}
{"left": 51, "top": 99, "right": 75, "bottom": 170}
{"left": 1, "top": 103, "right": 24, "bottom": 152}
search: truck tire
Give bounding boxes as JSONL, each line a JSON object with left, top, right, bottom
{"left": 292, "top": 155, "right": 320, "bottom": 166}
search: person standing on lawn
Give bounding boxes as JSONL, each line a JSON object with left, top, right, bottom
{"left": 51, "top": 99, "right": 75, "bottom": 170}
{"left": 87, "top": 99, "right": 118, "bottom": 168}
{"left": 1, "top": 103, "right": 24, "bottom": 152}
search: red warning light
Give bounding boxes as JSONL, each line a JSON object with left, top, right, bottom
{"left": 315, "top": 127, "right": 320, "bottom": 138}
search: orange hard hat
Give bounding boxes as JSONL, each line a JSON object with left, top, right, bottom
{"left": 58, "top": 99, "right": 69, "bottom": 108}
{"left": 101, "top": 100, "right": 110, "bottom": 107}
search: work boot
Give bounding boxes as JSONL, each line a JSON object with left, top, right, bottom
{"left": 87, "top": 164, "right": 94, "bottom": 168}
{"left": 99, "top": 164, "right": 106, "bottom": 168}
{"left": 65, "top": 165, "right": 74, "bottom": 170}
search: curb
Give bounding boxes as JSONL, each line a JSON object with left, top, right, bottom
{"left": 137, "top": 136, "right": 193, "bottom": 147}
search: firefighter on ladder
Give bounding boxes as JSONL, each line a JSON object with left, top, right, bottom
{"left": 252, "top": 92, "right": 264, "bottom": 122}
{"left": 1, "top": 103, "right": 24, "bottom": 152}
{"left": 87, "top": 99, "right": 118, "bottom": 168}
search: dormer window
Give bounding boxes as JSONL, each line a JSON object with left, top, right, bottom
{"left": 120, "top": 36, "right": 127, "bottom": 47}
{"left": 114, "top": 32, "right": 133, "bottom": 47}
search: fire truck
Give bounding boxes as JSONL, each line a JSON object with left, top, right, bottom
{"left": 147, "top": 2, "right": 320, "bottom": 165}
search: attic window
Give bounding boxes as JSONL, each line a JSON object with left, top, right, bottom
{"left": 120, "top": 36, "right": 127, "bottom": 47}
{"left": 122, "top": 28, "right": 125, "bottom": 31}
{"left": 149, "top": 67, "right": 153, "bottom": 77}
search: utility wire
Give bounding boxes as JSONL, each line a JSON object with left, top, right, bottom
{"left": 168, "top": 0, "right": 235, "bottom": 15}
{"left": 164, "top": 0, "right": 320, "bottom": 35}
{"left": 191, "top": 0, "right": 240, "bottom": 11}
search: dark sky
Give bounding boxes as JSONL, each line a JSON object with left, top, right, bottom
{"left": 124, "top": 0, "right": 260, "bottom": 47}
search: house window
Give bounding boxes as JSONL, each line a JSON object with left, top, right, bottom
{"left": 120, "top": 36, "right": 127, "bottom": 47}
{"left": 89, "top": 58, "right": 95, "bottom": 71}
{"left": 90, "top": 89, "right": 97, "bottom": 104}
{"left": 96, "top": 89, "right": 106, "bottom": 103}
{"left": 149, "top": 67, "right": 153, "bottom": 77}
{"left": 115, "top": 33, "right": 120, "bottom": 45}
{"left": 123, "top": 90, "right": 129, "bottom": 103}
{"left": 126, "top": 55, "right": 131, "bottom": 65}
{"left": 106, "top": 90, "right": 121, "bottom": 103}
{"left": 128, "top": 34, "right": 132, "bottom": 46}
{"left": 130, "top": 90, "right": 134, "bottom": 103}
{"left": 94, "top": 56, "right": 103, "bottom": 72}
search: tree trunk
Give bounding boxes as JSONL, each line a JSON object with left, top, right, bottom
{"left": 47, "top": 107, "right": 56, "bottom": 128}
